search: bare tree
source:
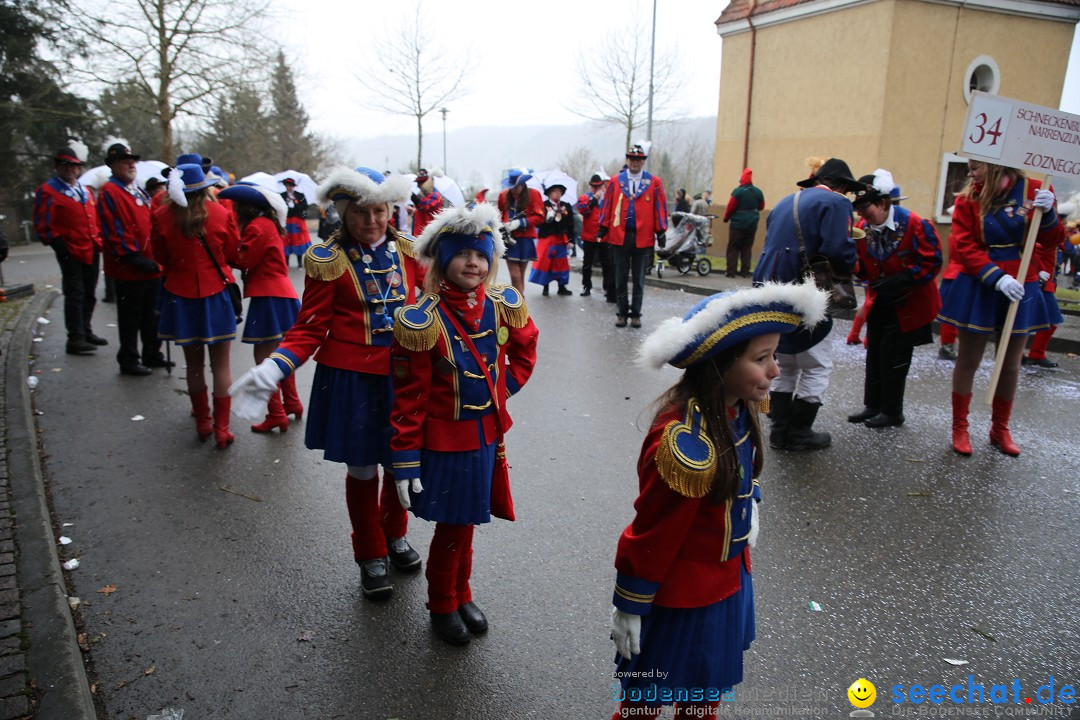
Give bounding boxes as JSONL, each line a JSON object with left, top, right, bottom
{"left": 570, "top": 14, "right": 683, "bottom": 151}
{"left": 557, "top": 146, "right": 603, "bottom": 191}
{"left": 60, "top": 0, "right": 270, "bottom": 160}
{"left": 355, "top": 1, "right": 473, "bottom": 172}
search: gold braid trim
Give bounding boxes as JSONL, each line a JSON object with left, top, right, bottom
{"left": 392, "top": 294, "right": 441, "bottom": 352}
{"left": 489, "top": 284, "right": 530, "bottom": 328}
{"left": 753, "top": 397, "right": 769, "bottom": 416}
{"left": 304, "top": 233, "right": 349, "bottom": 282}
{"left": 654, "top": 404, "right": 717, "bottom": 499}
{"left": 391, "top": 227, "right": 418, "bottom": 259}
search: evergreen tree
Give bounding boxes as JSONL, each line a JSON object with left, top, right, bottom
{"left": 268, "top": 50, "right": 322, "bottom": 172}
{"left": 197, "top": 83, "right": 274, "bottom": 178}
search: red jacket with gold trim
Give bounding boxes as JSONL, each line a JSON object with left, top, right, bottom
{"left": 388, "top": 286, "right": 538, "bottom": 480}
{"left": 411, "top": 189, "right": 443, "bottom": 237}
{"left": 234, "top": 217, "right": 296, "bottom": 299}
{"left": 33, "top": 176, "right": 101, "bottom": 264}
{"left": 98, "top": 177, "right": 159, "bottom": 281}
{"left": 151, "top": 201, "right": 240, "bottom": 298}
{"left": 598, "top": 171, "right": 669, "bottom": 249}
{"left": 270, "top": 229, "right": 426, "bottom": 377}
{"left": 498, "top": 187, "right": 545, "bottom": 242}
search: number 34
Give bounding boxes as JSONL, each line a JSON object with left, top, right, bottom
{"left": 968, "top": 112, "right": 1003, "bottom": 146}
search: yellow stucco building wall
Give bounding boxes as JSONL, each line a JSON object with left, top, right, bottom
{"left": 712, "top": 0, "right": 1078, "bottom": 258}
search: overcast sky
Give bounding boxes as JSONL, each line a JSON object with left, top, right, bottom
{"left": 276, "top": 0, "right": 1080, "bottom": 141}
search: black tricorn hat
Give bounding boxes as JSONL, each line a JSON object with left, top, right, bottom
{"left": 105, "top": 143, "right": 140, "bottom": 164}
{"left": 54, "top": 147, "right": 85, "bottom": 165}
{"left": 796, "top": 158, "right": 862, "bottom": 192}
{"left": 852, "top": 174, "right": 887, "bottom": 207}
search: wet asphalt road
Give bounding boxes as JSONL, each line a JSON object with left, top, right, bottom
{"left": 9, "top": 244, "right": 1080, "bottom": 719}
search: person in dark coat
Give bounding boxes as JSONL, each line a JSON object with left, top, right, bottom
{"left": 723, "top": 169, "right": 765, "bottom": 278}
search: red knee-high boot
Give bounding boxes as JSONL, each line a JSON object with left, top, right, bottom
{"left": 380, "top": 470, "right": 408, "bottom": 541}
{"left": 989, "top": 396, "right": 1020, "bottom": 456}
{"left": 190, "top": 388, "right": 212, "bottom": 441}
{"left": 281, "top": 374, "right": 303, "bottom": 420}
{"left": 345, "top": 473, "right": 387, "bottom": 562}
{"left": 951, "top": 392, "right": 972, "bottom": 456}
{"left": 212, "top": 395, "right": 234, "bottom": 449}
{"left": 1026, "top": 326, "right": 1055, "bottom": 361}
{"left": 454, "top": 525, "right": 487, "bottom": 633}
{"left": 427, "top": 523, "right": 471, "bottom": 645}
{"left": 251, "top": 387, "right": 289, "bottom": 433}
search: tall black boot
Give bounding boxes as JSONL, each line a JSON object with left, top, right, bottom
{"left": 785, "top": 398, "right": 831, "bottom": 451}
{"left": 768, "top": 391, "right": 793, "bottom": 450}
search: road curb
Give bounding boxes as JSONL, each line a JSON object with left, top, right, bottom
{"left": 4, "top": 290, "right": 96, "bottom": 720}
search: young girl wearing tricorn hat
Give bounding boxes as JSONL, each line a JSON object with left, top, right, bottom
{"left": 389, "top": 203, "right": 539, "bottom": 646}
{"left": 609, "top": 282, "right": 828, "bottom": 717}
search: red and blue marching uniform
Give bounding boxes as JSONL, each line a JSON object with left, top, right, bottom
{"left": 498, "top": 187, "right": 545, "bottom": 262}
{"left": 411, "top": 189, "right": 443, "bottom": 237}
{"left": 34, "top": 176, "right": 101, "bottom": 263}
{"left": 98, "top": 177, "right": 158, "bottom": 281}
{"left": 234, "top": 216, "right": 299, "bottom": 344}
{"left": 598, "top": 171, "right": 668, "bottom": 249}
{"left": 529, "top": 198, "right": 573, "bottom": 287}
{"left": 282, "top": 191, "right": 312, "bottom": 257}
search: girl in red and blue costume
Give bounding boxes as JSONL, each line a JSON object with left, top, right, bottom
{"left": 937, "top": 160, "right": 1063, "bottom": 456}
{"left": 390, "top": 203, "right": 539, "bottom": 646}
{"left": 280, "top": 178, "right": 311, "bottom": 266}
{"left": 218, "top": 183, "right": 303, "bottom": 433}
{"left": 229, "top": 167, "right": 426, "bottom": 600}
{"left": 610, "top": 282, "right": 828, "bottom": 719}
{"left": 529, "top": 182, "right": 574, "bottom": 295}
{"left": 498, "top": 170, "right": 545, "bottom": 294}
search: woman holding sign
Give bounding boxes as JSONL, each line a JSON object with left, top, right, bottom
{"left": 937, "top": 160, "right": 1063, "bottom": 457}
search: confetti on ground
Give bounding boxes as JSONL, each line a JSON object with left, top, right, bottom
{"left": 907, "top": 491, "right": 933, "bottom": 497}
{"left": 944, "top": 658, "right": 969, "bottom": 666}
{"left": 59, "top": 536, "right": 72, "bottom": 545}
{"left": 63, "top": 559, "right": 80, "bottom": 570}
{"left": 36, "top": 317, "right": 50, "bottom": 325}
{"left": 131, "top": 415, "right": 146, "bottom": 422}
{"left": 51, "top": 368, "right": 62, "bottom": 373}
{"left": 808, "top": 601, "right": 823, "bottom": 611}
{"left": 68, "top": 597, "right": 81, "bottom": 610}
{"left": 219, "top": 485, "right": 262, "bottom": 502}
{"left": 27, "top": 377, "right": 38, "bottom": 389}
{"left": 97, "top": 585, "right": 117, "bottom": 596}
{"left": 32, "top": 337, "right": 43, "bottom": 343}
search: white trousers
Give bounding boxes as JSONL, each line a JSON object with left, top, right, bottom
{"left": 773, "top": 340, "right": 833, "bottom": 404}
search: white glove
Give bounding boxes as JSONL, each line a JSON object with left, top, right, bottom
{"left": 748, "top": 501, "right": 760, "bottom": 548}
{"left": 228, "top": 357, "right": 285, "bottom": 421}
{"left": 395, "top": 477, "right": 423, "bottom": 509}
{"left": 545, "top": 208, "right": 555, "bottom": 221}
{"left": 994, "top": 274, "right": 1025, "bottom": 302}
{"left": 1038, "top": 270, "right": 1051, "bottom": 283}
{"left": 1033, "top": 189, "right": 1056, "bottom": 211}
{"left": 504, "top": 218, "right": 523, "bottom": 233}
{"left": 610, "top": 608, "right": 641, "bottom": 660}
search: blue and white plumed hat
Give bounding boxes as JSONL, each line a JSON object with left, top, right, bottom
{"left": 166, "top": 163, "right": 218, "bottom": 208}
{"left": 639, "top": 282, "right": 829, "bottom": 370}
{"left": 415, "top": 202, "right": 505, "bottom": 270}
{"left": 317, "top": 166, "right": 413, "bottom": 218}
{"left": 219, "top": 183, "right": 288, "bottom": 227}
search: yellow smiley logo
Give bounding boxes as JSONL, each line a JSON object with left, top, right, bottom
{"left": 848, "top": 678, "right": 876, "bottom": 708}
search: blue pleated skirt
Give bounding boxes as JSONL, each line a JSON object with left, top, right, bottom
{"left": 529, "top": 238, "right": 571, "bottom": 285}
{"left": 614, "top": 564, "right": 755, "bottom": 706}
{"left": 409, "top": 425, "right": 495, "bottom": 525}
{"left": 1043, "top": 290, "right": 1064, "bottom": 326}
{"left": 242, "top": 296, "right": 300, "bottom": 344}
{"left": 283, "top": 243, "right": 311, "bottom": 257}
{"left": 305, "top": 364, "right": 392, "bottom": 467}
{"left": 504, "top": 236, "right": 537, "bottom": 263}
{"left": 938, "top": 274, "right": 1050, "bottom": 335}
{"left": 157, "top": 288, "right": 237, "bottom": 346}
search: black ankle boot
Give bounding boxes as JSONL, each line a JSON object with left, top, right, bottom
{"left": 458, "top": 602, "right": 488, "bottom": 634}
{"left": 431, "top": 611, "right": 471, "bottom": 645}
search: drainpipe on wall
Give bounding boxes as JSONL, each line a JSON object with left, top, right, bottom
{"left": 742, "top": 0, "right": 758, "bottom": 170}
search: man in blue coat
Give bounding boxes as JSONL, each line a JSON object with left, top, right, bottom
{"left": 752, "top": 158, "right": 861, "bottom": 451}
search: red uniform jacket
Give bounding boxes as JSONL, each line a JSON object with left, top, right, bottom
{"left": 599, "top": 171, "right": 669, "bottom": 249}
{"left": 575, "top": 192, "right": 605, "bottom": 243}
{"left": 270, "top": 229, "right": 426, "bottom": 377}
{"left": 946, "top": 178, "right": 1064, "bottom": 285}
{"left": 497, "top": 187, "right": 545, "bottom": 242}
{"left": 233, "top": 217, "right": 297, "bottom": 299}
{"left": 98, "top": 177, "right": 160, "bottom": 281}
{"left": 411, "top": 189, "right": 443, "bottom": 237}
{"left": 854, "top": 205, "right": 942, "bottom": 332}
{"left": 388, "top": 285, "right": 539, "bottom": 480}
{"left": 151, "top": 201, "right": 240, "bottom": 298}
{"left": 33, "top": 177, "right": 101, "bottom": 264}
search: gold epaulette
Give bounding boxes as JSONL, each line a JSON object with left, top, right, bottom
{"left": 390, "top": 228, "right": 418, "bottom": 259}
{"left": 654, "top": 398, "right": 716, "bottom": 499}
{"left": 393, "top": 294, "right": 442, "bottom": 352}
{"left": 304, "top": 233, "right": 349, "bottom": 282}
{"left": 487, "top": 284, "right": 530, "bottom": 329}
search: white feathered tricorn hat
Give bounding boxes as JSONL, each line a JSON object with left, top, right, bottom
{"left": 639, "top": 282, "right": 829, "bottom": 369}
{"left": 414, "top": 202, "right": 505, "bottom": 267}
{"left": 317, "top": 166, "right": 412, "bottom": 218}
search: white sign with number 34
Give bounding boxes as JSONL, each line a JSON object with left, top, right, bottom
{"left": 960, "top": 91, "right": 1080, "bottom": 176}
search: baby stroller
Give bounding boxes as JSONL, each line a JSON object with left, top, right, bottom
{"left": 653, "top": 212, "right": 713, "bottom": 277}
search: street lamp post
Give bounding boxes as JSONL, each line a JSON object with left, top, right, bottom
{"left": 440, "top": 107, "right": 449, "bottom": 172}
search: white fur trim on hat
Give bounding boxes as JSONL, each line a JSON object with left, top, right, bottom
{"left": 316, "top": 167, "right": 412, "bottom": 208}
{"left": 638, "top": 282, "right": 829, "bottom": 370}
{"left": 414, "top": 203, "right": 505, "bottom": 259}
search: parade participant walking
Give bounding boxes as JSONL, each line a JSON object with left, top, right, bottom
{"left": 752, "top": 157, "right": 861, "bottom": 451}
{"left": 410, "top": 169, "right": 444, "bottom": 237}
{"left": 390, "top": 203, "right": 539, "bottom": 645}
{"left": 152, "top": 163, "right": 241, "bottom": 448}
{"left": 722, "top": 168, "right": 764, "bottom": 278}
{"left": 33, "top": 146, "right": 106, "bottom": 355}
{"left": 218, "top": 183, "right": 302, "bottom": 433}
{"left": 847, "top": 171, "right": 942, "bottom": 428}
{"left": 609, "top": 282, "right": 827, "bottom": 719}
{"left": 576, "top": 174, "right": 612, "bottom": 299}
{"left": 598, "top": 145, "right": 669, "bottom": 329}
{"left": 1021, "top": 232, "right": 1068, "bottom": 369}
{"left": 281, "top": 177, "right": 312, "bottom": 267}
{"left": 530, "top": 181, "right": 574, "bottom": 296}
{"left": 937, "top": 160, "right": 1062, "bottom": 457}
{"left": 229, "top": 167, "right": 425, "bottom": 599}
{"left": 98, "top": 142, "right": 171, "bottom": 376}
{"left": 498, "top": 169, "right": 544, "bottom": 294}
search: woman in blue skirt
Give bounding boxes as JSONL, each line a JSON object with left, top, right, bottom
{"left": 609, "top": 282, "right": 828, "bottom": 718}
{"left": 219, "top": 184, "right": 302, "bottom": 433}
{"left": 152, "top": 163, "right": 241, "bottom": 449}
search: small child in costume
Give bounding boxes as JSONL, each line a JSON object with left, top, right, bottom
{"left": 609, "top": 282, "right": 828, "bottom": 718}
{"left": 390, "top": 203, "right": 539, "bottom": 646}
